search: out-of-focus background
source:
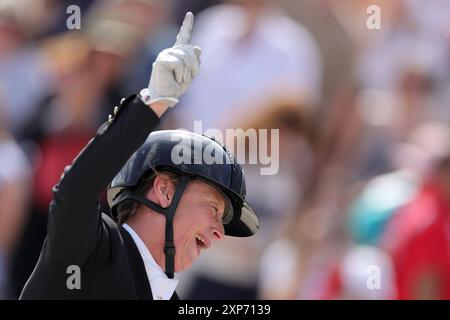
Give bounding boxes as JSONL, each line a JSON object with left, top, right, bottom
{"left": 1, "top": 0, "right": 450, "bottom": 300}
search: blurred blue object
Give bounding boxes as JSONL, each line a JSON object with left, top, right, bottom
{"left": 348, "top": 170, "right": 418, "bottom": 246}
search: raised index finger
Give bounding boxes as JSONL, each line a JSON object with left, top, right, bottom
{"left": 175, "top": 12, "right": 194, "bottom": 46}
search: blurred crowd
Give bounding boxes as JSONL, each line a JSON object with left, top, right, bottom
{"left": 1, "top": 0, "right": 450, "bottom": 300}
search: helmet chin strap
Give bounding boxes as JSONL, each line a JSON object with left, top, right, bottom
{"left": 113, "top": 175, "right": 191, "bottom": 279}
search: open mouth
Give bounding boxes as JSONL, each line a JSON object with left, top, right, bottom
{"left": 195, "top": 233, "right": 209, "bottom": 250}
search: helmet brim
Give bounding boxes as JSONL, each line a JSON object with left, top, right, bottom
{"left": 224, "top": 200, "right": 259, "bottom": 237}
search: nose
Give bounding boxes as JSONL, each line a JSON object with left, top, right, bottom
{"left": 212, "top": 226, "right": 224, "bottom": 240}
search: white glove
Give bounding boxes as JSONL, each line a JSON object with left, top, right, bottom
{"left": 140, "top": 12, "right": 202, "bottom": 107}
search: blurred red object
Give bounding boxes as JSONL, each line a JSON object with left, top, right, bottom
{"left": 383, "top": 180, "right": 450, "bottom": 299}
{"left": 33, "top": 131, "right": 92, "bottom": 211}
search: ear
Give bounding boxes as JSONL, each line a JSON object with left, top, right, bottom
{"left": 152, "top": 174, "right": 176, "bottom": 208}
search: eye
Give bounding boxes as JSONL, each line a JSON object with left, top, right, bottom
{"left": 210, "top": 204, "right": 220, "bottom": 222}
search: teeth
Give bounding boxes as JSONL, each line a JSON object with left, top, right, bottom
{"left": 195, "top": 233, "right": 206, "bottom": 248}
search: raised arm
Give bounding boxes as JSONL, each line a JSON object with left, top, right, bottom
{"left": 47, "top": 12, "right": 202, "bottom": 263}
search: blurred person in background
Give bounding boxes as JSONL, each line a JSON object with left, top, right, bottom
{"left": 322, "top": 121, "right": 450, "bottom": 300}
{"left": 242, "top": 101, "right": 315, "bottom": 244}
{"left": 260, "top": 205, "right": 396, "bottom": 299}
{"left": 260, "top": 0, "right": 450, "bottom": 300}
{"left": 0, "top": 0, "right": 56, "bottom": 297}
{"left": 320, "top": 245, "right": 396, "bottom": 299}
{"left": 354, "top": 0, "right": 449, "bottom": 93}
{"left": 344, "top": 116, "right": 450, "bottom": 249}
{"left": 259, "top": 105, "right": 434, "bottom": 299}
{"left": 258, "top": 154, "right": 364, "bottom": 299}
{"left": 381, "top": 122, "right": 450, "bottom": 299}
{"left": 315, "top": 48, "right": 444, "bottom": 197}
{"left": 311, "top": 138, "right": 424, "bottom": 299}
{"left": 318, "top": 39, "right": 445, "bottom": 186}
{"left": 279, "top": 0, "right": 355, "bottom": 107}
{"left": 0, "top": 116, "right": 31, "bottom": 298}
{"left": 325, "top": 121, "right": 450, "bottom": 300}
{"left": 172, "top": 0, "right": 322, "bottom": 131}
{"left": 293, "top": 64, "right": 449, "bottom": 299}
{"left": 353, "top": 0, "right": 450, "bottom": 128}
{"left": 306, "top": 71, "right": 447, "bottom": 300}
{"left": 228, "top": 99, "right": 314, "bottom": 300}
{"left": 259, "top": 201, "right": 336, "bottom": 299}
{"left": 316, "top": 0, "right": 449, "bottom": 183}
{"left": 9, "top": 33, "right": 100, "bottom": 297}
{"left": 0, "top": 0, "right": 58, "bottom": 137}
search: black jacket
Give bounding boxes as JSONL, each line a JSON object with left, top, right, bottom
{"left": 20, "top": 95, "right": 178, "bottom": 299}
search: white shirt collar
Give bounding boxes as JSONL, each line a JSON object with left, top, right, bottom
{"left": 122, "top": 223, "right": 179, "bottom": 300}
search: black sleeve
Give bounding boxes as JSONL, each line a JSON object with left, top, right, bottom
{"left": 46, "top": 95, "right": 160, "bottom": 265}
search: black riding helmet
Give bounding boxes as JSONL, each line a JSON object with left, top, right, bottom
{"left": 107, "top": 130, "right": 259, "bottom": 278}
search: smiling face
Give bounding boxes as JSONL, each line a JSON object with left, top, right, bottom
{"left": 129, "top": 174, "right": 228, "bottom": 274}
{"left": 171, "top": 179, "right": 226, "bottom": 272}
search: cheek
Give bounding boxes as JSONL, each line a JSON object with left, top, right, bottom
{"left": 173, "top": 210, "right": 198, "bottom": 244}
{"left": 173, "top": 220, "right": 191, "bottom": 246}
{"left": 172, "top": 202, "right": 214, "bottom": 242}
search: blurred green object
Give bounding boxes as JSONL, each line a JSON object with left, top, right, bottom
{"left": 348, "top": 170, "right": 418, "bottom": 246}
